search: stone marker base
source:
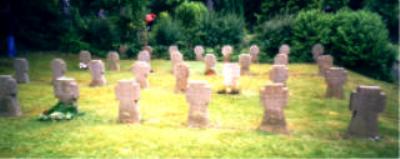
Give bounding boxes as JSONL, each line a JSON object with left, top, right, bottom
{"left": 204, "top": 69, "right": 216, "bottom": 76}
{"left": 217, "top": 87, "right": 240, "bottom": 95}
{"left": 89, "top": 80, "right": 106, "bottom": 87}
{"left": 0, "top": 97, "right": 22, "bottom": 117}
{"left": 118, "top": 104, "right": 141, "bottom": 124}
{"left": 188, "top": 114, "right": 209, "bottom": 128}
{"left": 240, "top": 69, "right": 251, "bottom": 76}
{"left": 259, "top": 117, "right": 288, "bottom": 134}
{"left": 175, "top": 86, "right": 187, "bottom": 93}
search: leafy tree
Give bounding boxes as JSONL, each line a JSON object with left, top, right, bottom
{"left": 175, "top": 1, "right": 208, "bottom": 28}
{"left": 364, "top": 0, "right": 399, "bottom": 41}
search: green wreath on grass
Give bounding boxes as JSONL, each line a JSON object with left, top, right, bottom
{"left": 38, "top": 102, "right": 83, "bottom": 121}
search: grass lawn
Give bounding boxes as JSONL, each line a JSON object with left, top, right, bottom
{"left": 0, "top": 52, "right": 398, "bottom": 157}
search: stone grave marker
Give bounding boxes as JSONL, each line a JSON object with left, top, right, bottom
{"left": 222, "top": 63, "right": 241, "bottom": 93}
{"left": 79, "top": 50, "right": 91, "bottom": 69}
{"left": 259, "top": 83, "right": 288, "bottom": 134}
{"left": 239, "top": 54, "right": 251, "bottom": 75}
{"left": 119, "top": 44, "right": 128, "bottom": 57}
{"left": 170, "top": 51, "right": 184, "bottom": 74}
{"left": 317, "top": 55, "right": 333, "bottom": 76}
{"left": 169, "top": 45, "right": 179, "bottom": 57}
{"left": 14, "top": 58, "right": 30, "bottom": 84}
{"left": 194, "top": 45, "right": 205, "bottom": 61}
{"left": 133, "top": 61, "right": 151, "bottom": 89}
{"left": 51, "top": 58, "right": 67, "bottom": 84}
{"left": 143, "top": 45, "right": 153, "bottom": 57}
{"left": 0, "top": 75, "right": 22, "bottom": 117}
{"left": 54, "top": 77, "right": 79, "bottom": 105}
{"left": 89, "top": 60, "right": 107, "bottom": 87}
{"left": 107, "top": 51, "right": 120, "bottom": 71}
{"left": 221, "top": 45, "right": 233, "bottom": 62}
{"left": 249, "top": 44, "right": 260, "bottom": 63}
{"left": 204, "top": 54, "right": 217, "bottom": 75}
{"left": 115, "top": 80, "right": 141, "bottom": 124}
{"left": 137, "top": 50, "right": 151, "bottom": 64}
{"left": 269, "top": 65, "right": 288, "bottom": 85}
{"left": 312, "top": 43, "right": 324, "bottom": 62}
{"left": 186, "top": 80, "right": 212, "bottom": 128}
{"left": 274, "top": 53, "right": 288, "bottom": 65}
{"left": 174, "top": 62, "right": 190, "bottom": 93}
{"left": 347, "top": 85, "right": 386, "bottom": 139}
{"left": 279, "top": 44, "right": 290, "bottom": 55}
{"left": 325, "top": 67, "right": 347, "bottom": 99}
{"left": 38, "top": 77, "right": 80, "bottom": 121}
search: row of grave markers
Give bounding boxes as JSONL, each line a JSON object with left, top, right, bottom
{"left": 0, "top": 44, "right": 386, "bottom": 139}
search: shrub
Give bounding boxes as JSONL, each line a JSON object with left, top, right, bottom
{"left": 364, "top": 0, "right": 399, "bottom": 41}
{"left": 150, "top": 13, "right": 185, "bottom": 47}
{"left": 175, "top": 1, "right": 208, "bottom": 29}
{"left": 321, "top": 0, "right": 349, "bottom": 11}
{"left": 150, "top": 12, "right": 245, "bottom": 60}
{"left": 149, "top": 12, "right": 186, "bottom": 59}
{"left": 1, "top": 0, "right": 146, "bottom": 56}
{"left": 58, "top": 9, "right": 90, "bottom": 53}
{"left": 149, "top": 45, "right": 193, "bottom": 60}
{"left": 254, "top": 15, "right": 295, "bottom": 62}
{"left": 243, "top": 0, "right": 262, "bottom": 29}
{"left": 329, "top": 10, "right": 394, "bottom": 81}
{"left": 255, "top": 9, "right": 396, "bottom": 81}
{"left": 82, "top": 17, "right": 119, "bottom": 57}
{"left": 212, "top": 0, "right": 244, "bottom": 15}
{"left": 158, "top": 11, "right": 173, "bottom": 23}
{"left": 257, "top": 0, "right": 349, "bottom": 22}
{"left": 125, "top": 42, "right": 145, "bottom": 58}
{"left": 194, "top": 13, "right": 245, "bottom": 48}
{"left": 258, "top": 0, "right": 319, "bottom": 22}
{"left": 6, "top": 0, "right": 64, "bottom": 51}
{"left": 59, "top": 27, "right": 90, "bottom": 53}
{"left": 117, "top": 1, "right": 146, "bottom": 44}
{"left": 148, "top": 0, "right": 185, "bottom": 14}
{"left": 291, "top": 10, "right": 333, "bottom": 62}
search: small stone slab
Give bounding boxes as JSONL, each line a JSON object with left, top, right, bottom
{"left": 14, "top": 58, "right": 30, "bottom": 83}
{"left": 269, "top": 65, "right": 288, "bottom": 85}
{"left": 222, "top": 45, "right": 233, "bottom": 62}
{"left": 317, "top": 55, "right": 334, "bottom": 76}
{"left": 279, "top": 44, "right": 290, "bottom": 55}
{"left": 107, "top": 51, "right": 120, "bottom": 71}
{"left": 89, "top": 60, "right": 107, "bottom": 87}
{"left": 174, "top": 63, "right": 190, "bottom": 93}
{"left": 274, "top": 53, "right": 288, "bottom": 65}
{"left": 51, "top": 58, "right": 67, "bottom": 84}
{"left": 133, "top": 61, "right": 151, "bottom": 89}
{"left": 194, "top": 45, "right": 205, "bottom": 61}
{"left": 239, "top": 54, "right": 251, "bottom": 75}
{"left": 204, "top": 54, "right": 217, "bottom": 75}
{"left": 249, "top": 44, "right": 260, "bottom": 63}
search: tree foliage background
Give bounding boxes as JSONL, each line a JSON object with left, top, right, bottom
{"left": 0, "top": 0, "right": 398, "bottom": 81}
{"left": 0, "top": 0, "right": 146, "bottom": 57}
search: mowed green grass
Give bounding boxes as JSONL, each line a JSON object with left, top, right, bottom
{"left": 0, "top": 52, "right": 398, "bottom": 157}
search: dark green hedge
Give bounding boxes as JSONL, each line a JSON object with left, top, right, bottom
{"left": 0, "top": 0, "right": 146, "bottom": 57}
{"left": 150, "top": 6, "right": 245, "bottom": 60}
{"left": 255, "top": 9, "right": 396, "bottom": 81}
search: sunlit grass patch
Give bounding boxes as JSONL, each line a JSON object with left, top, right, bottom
{"left": 0, "top": 53, "right": 398, "bottom": 157}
